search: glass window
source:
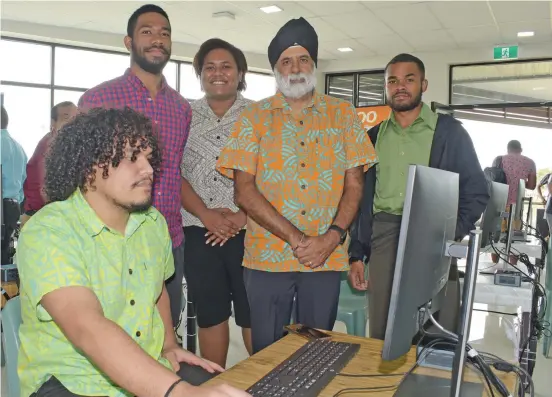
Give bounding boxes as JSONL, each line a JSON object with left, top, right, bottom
{"left": 327, "top": 75, "right": 354, "bottom": 104}
{"left": 54, "top": 47, "right": 130, "bottom": 89}
{"left": 179, "top": 64, "right": 203, "bottom": 100}
{"left": 54, "top": 90, "right": 84, "bottom": 107}
{"left": 164, "top": 61, "right": 178, "bottom": 90}
{"left": 451, "top": 60, "right": 552, "bottom": 105}
{"left": 1, "top": 39, "right": 52, "bottom": 84}
{"left": 358, "top": 73, "right": 385, "bottom": 107}
{"left": 243, "top": 73, "right": 275, "bottom": 101}
{"left": 1, "top": 85, "right": 51, "bottom": 157}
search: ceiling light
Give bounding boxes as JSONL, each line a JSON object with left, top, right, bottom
{"left": 260, "top": 5, "right": 282, "bottom": 13}
{"left": 517, "top": 31, "right": 534, "bottom": 37}
{"left": 338, "top": 47, "right": 354, "bottom": 52}
{"left": 533, "top": 87, "right": 545, "bottom": 91}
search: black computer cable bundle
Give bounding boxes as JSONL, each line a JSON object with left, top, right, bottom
{"left": 489, "top": 239, "right": 551, "bottom": 390}
{"left": 521, "top": 220, "right": 549, "bottom": 263}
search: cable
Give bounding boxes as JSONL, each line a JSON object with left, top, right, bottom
{"left": 472, "top": 308, "right": 517, "bottom": 316}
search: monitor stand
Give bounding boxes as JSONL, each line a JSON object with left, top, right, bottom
{"left": 393, "top": 374, "right": 484, "bottom": 397}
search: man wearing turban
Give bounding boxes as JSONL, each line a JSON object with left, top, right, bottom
{"left": 217, "top": 18, "right": 378, "bottom": 353}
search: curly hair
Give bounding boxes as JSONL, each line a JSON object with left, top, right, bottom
{"left": 45, "top": 107, "right": 161, "bottom": 203}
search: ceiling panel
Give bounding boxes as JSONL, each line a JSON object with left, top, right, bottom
{"left": 319, "top": 38, "right": 375, "bottom": 57}
{"left": 362, "top": 1, "right": 427, "bottom": 10}
{"left": 321, "top": 9, "right": 394, "bottom": 38}
{"left": 428, "top": 1, "right": 496, "bottom": 29}
{"left": 447, "top": 25, "right": 501, "bottom": 46}
{"left": 372, "top": 2, "right": 443, "bottom": 33}
{"left": 404, "top": 29, "right": 458, "bottom": 52}
{"left": 499, "top": 19, "right": 552, "bottom": 44}
{"left": 357, "top": 33, "right": 414, "bottom": 56}
{"left": 306, "top": 17, "right": 350, "bottom": 42}
{"left": 489, "top": 1, "right": 552, "bottom": 24}
{"left": 300, "top": 1, "right": 367, "bottom": 17}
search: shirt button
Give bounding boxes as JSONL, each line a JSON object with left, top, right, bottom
{"left": 214, "top": 177, "right": 217, "bottom": 181}
{"left": 147, "top": 98, "right": 152, "bottom": 101}
{"left": 300, "top": 142, "right": 305, "bottom": 146}
{"left": 209, "top": 198, "right": 213, "bottom": 202}
{"left": 216, "top": 156, "right": 219, "bottom": 160}
{"left": 216, "top": 136, "right": 220, "bottom": 139}
{"left": 299, "top": 121, "right": 304, "bottom": 125}
{"left": 130, "top": 299, "right": 135, "bottom": 306}
{"left": 217, "top": 119, "right": 221, "bottom": 123}
{"left": 301, "top": 163, "right": 306, "bottom": 168}
{"left": 301, "top": 185, "right": 306, "bottom": 189}
{"left": 400, "top": 152, "right": 405, "bottom": 156}
{"left": 136, "top": 331, "right": 141, "bottom": 337}
{"left": 158, "top": 192, "right": 161, "bottom": 196}
{"left": 301, "top": 210, "right": 306, "bottom": 215}
{"left": 155, "top": 121, "right": 159, "bottom": 124}
{"left": 129, "top": 269, "right": 133, "bottom": 275}
{"left": 399, "top": 193, "right": 404, "bottom": 197}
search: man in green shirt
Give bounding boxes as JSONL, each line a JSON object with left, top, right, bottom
{"left": 348, "top": 54, "right": 488, "bottom": 340}
{"left": 17, "top": 107, "right": 249, "bottom": 397}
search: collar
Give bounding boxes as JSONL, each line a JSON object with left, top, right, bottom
{"left": 388, "top": 102, "right": 437, "bottom": 130}
{"left": 1, "top": 129, "right": 10, "bottom": 137}
{"left": 124, "top": 68, "right": 169, "bottom": 93}
{"left": 72, "top": 188, "right": 158, "bottom": 237}
{"left": 269, "top": 91, "right": 326, "bottom": 114}
{"left": 194, "top": 93, "right": 249, "bottom": 117}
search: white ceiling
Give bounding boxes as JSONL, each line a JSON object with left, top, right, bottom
{"left": 1, "top": 1, "right": 552, "bottom": 60}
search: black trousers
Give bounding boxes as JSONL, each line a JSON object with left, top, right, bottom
{"left": 30, "top": 362, "right": 217, "bottom": 396}
{"left": 1, "top": 198, "right": 20, "bottom": 265}
{"left": 165, "top": 242, "right": 185, "bottom": 327}
{"left": 243, "top": 268, "right": 342, "bottom": 354}
{"left": 368, "top": 212, "right": 460, "bottom": 340}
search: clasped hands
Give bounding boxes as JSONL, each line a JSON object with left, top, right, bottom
{"left": 201, "top": 208, "right": 246, "bottom": 246}
{"left": 291, "top": 231, "right": 341, "bottom": 269}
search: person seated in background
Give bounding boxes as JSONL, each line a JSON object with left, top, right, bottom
{"left": 180, "top": 38, "right": 253, "bottom": 368}
{"left": 20, "top": 101, "right": 77, "bottom": 228}
{"left": 17, "top": 107, "right": 249, "bottom": 397}
{"left": 1, "top": 105, "right": 27, "bottom": 265}
{"left": 491, "top": 140, "right": 536, "bottom": 263}
{"left": 348, "top": 53, "right": 489, "bottom": 340}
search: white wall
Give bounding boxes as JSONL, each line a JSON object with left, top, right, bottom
{"left": 318, "top": 42, "right": 552, "bottom": 105}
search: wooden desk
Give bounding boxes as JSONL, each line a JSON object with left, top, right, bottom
{"left": 205, "top": 331, "right": 517, "bottom": 396}
{"left": 1, "top": 281, "right": 18, "bottom": 309}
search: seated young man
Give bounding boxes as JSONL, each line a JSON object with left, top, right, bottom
{"left": 17, "top": 107, "right": 249, "bottom": 397}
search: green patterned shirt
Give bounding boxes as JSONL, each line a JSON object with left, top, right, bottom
{"left": 17, "top": 189, "right": 174, "bottom": 397}
{"left": 374, "top": 103, "right": 437, "bottom": 215}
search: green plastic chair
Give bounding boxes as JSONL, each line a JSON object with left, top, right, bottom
{"left": 1, "top": 295, "right": 21, "bottom": 397}
{"left": 543, "top": 238, "right": 552, "bottom": 358}
{"left": 336, "top": 268, "right": 368, "bottom": 337}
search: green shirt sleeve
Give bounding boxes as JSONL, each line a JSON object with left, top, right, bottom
{"left": 17, "top": 212, "right": 91, "bottom": 322}
{"left": 157, "top": 214, "right": 175, "bottom": 281}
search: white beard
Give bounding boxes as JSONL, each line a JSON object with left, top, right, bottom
{"left": 274, "top": 67, "right": 317, "bottom": 99}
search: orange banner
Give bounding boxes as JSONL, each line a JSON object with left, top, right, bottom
{"left": 356, "top": 105, "right": 391, "bottom": 130}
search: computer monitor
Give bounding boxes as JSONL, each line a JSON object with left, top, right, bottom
{"left": 479, "top": 182, "right": 508, "bottom": 248}
{"left": 382, "top": 165, "right": 459, "bottom": 361}
{"left": 515, "top": 179, "right": 526, "bottom": 221}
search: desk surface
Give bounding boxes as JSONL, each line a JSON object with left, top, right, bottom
{"left": 205, "top": 331, "right": 517, "bottom": 396}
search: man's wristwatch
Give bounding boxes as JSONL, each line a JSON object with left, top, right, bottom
{"left": 328, "top": 225, "right": 347, "bottom": 245}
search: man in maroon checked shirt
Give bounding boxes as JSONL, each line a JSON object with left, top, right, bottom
{"left": 78, "top": 4, "right": 191, "bottom": 328}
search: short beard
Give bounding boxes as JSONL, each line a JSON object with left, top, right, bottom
{"left": 115, "top": 197, "right": 152, "bottom": 214}
{"left": 388, "top": 90, "right": 423, "bottom": 112}
{"left": 274, "top": 67, "right": 317, "bottom": 99}
{"left": 131, "top": 42, "right": 170, "bottom": 75}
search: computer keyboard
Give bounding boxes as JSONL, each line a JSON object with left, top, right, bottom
{"left": 247, "top": 339, "right": 360, "bottom": 397}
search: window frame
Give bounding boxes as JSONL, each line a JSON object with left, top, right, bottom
{"left": 0, "top": 35, "right": 274, "bottom": 110}
{"left": 325, "top": 70, "right": 386, "bottom": 107}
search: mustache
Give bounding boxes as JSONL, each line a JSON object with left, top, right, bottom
{"left": 132, "top": 177, "right": 153, "bottom": 188}
{"left": 393, "top": 91, "right": 411, "bottom": 98}
{"left": 145, "top": 45, "right": 169, "bottom": 55}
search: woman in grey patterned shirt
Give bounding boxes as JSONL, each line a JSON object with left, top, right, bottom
{"left": 180, "top": 39, "right": 254, "bottom": 367}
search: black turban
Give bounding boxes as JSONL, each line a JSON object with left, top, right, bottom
{"left": 268, "top": 17, "right": 318, "bottom": 70}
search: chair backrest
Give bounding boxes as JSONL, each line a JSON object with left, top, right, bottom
{"left": 2, "top": 295, "right": 21, "bottom": 397}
